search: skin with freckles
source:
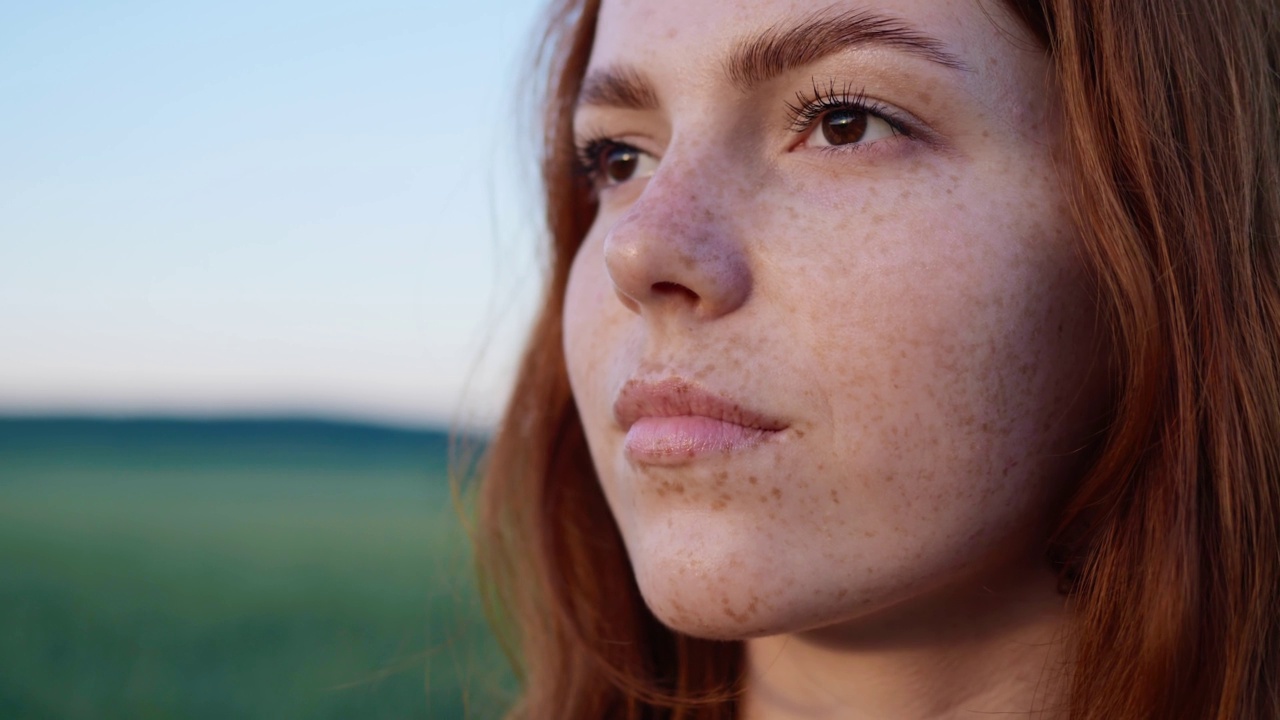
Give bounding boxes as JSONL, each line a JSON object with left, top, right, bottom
{"left": 562, "top": 0, "right": 1106, "bottom": 717}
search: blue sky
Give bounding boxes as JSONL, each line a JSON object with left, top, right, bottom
{"left": 0, "top": 1, "right": 548, "bottom": 428}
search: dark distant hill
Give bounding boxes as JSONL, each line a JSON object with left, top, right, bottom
{"left": 0, "top": 416, "right": 486, "bottom": 482}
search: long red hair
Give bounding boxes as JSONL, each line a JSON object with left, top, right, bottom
{"left": 473, "top": 1, "right": 1280, "bottom": 717}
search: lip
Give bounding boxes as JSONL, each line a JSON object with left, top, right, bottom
{"left": 613, "top": 377, "right": 787, "bottom": 465}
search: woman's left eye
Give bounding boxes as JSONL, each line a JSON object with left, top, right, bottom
{"left": 786, "top": 83, "right": 912, "bottom": 153}
{"left": 803, "top": 108, "right": 901, "bottom": 149}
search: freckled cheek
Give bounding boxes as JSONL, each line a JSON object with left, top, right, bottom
{"left": 762, "top": 176, "right": 1088, "bottom": 462}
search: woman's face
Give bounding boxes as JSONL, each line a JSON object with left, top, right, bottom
{"left": 564, "top": 0, "right": 1104, "bottom": 639}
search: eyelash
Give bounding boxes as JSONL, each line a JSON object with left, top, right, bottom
{"left": 784, "top": 79, "right": 912, "bottom": 143}
{"left": 573, "top": 79, "right": 913, "bottom": 186}
{"left": 574, "top": 136, "right": 621, "bottom": 185}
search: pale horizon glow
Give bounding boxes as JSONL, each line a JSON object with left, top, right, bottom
{"left": 0, "top": 1, "right": 547, "bottom": 429}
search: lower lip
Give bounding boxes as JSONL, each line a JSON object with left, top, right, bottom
{"left": 624, "top": 416, "right": 777, "bottom": 465}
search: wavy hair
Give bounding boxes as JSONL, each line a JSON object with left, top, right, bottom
{"left": 473, "top": 1, "right": 1280, "bottom": 717}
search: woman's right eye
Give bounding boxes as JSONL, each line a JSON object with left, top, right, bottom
{"left": 578, "top": 140, "right": 658, "bottom": 189}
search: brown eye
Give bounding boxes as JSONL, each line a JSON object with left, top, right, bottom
{"left": 603, "top": 145, "right": 640, "bottom": 183}
{"left": 821, "top": 109, "right": 869, "bottom": 146}
{"left": 801, "top": 106, "right": 900, "bottom": 151}
{"left": 581, "top": 141, "right": 657, "bottom": 188}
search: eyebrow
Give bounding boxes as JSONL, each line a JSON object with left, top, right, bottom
{"left": 726, "top": 9, "right": 968, "bottom": 90}
{"left": 578, "top": 65, "right": 660, "bottom": 111}
{"left": 576, "top": 9, "right": 967, "bottom": 111}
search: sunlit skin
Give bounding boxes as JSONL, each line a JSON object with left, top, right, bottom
{"left": 562, "top": 0, "right": 1107, "bottom": 717}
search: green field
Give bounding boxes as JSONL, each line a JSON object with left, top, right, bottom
{"left": 0, "top": 418, "right": 512, "bottom": 719}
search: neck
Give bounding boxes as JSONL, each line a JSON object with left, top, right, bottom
{"left": 741, "top": 565, "right": 1071, "bottom": 720}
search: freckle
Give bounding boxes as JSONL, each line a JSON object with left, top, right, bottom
{"left": 794, "top": 429, "right": 806, "bottom": 438}
{"left": 749, "top": 476, "right": 758, "bottom": 485}
{"left": 759, "top": 494, "right": 769, "bottom": 504}
{"left": 771, "top": 488, "right": 782, "bottom": 501}
{"left": 863, "top": 530, "right": 877, "bottom": 538}
{"left": 830, "top": 489, "right": 840, "bottom": 505}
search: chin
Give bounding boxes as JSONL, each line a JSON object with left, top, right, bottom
{"left": 636, "top": 566, "right": 891, "bottom": 642}
{"left": 623, "top": 517, "right": 882, "bottom": 641}
{"left": 620, "top": 506, "right": 1035, "bottom": 643}
{"left": 637, "top": 575, "right": 789, "bottom": 640}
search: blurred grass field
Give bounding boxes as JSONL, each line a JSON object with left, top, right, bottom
{"left": 0, "top": 418, "right": 512, "bottom": 719}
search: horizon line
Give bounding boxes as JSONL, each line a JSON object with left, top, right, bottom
{"left": 0, "top": 409, "right": 495, "bottom": 436}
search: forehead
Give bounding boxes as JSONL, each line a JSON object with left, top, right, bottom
{"left": 589, "top": 0, "right": 1040, "bottom": 109}
{"left": 595, "top": 0, "right": 985, "bottom": 57}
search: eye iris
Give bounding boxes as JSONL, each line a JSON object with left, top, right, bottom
{"left": 604, "top": 146, "right": 639, "bottom": 183}
{"left": 821, "top": 109, "right": 869, "bottom": 146}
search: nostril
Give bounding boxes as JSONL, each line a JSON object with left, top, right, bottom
{"left": 652, "top": 281, "right": 699, "bottom": 302}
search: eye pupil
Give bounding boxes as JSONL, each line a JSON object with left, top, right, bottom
{"left": 604, "top": 147, "right": 639, "bottom": 183}
{"left": 821, "top": 109, "right": 869, "bottom": 146}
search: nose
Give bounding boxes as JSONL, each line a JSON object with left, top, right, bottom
{"left": 602, "top": 168, "right": 753, "bottom": 321}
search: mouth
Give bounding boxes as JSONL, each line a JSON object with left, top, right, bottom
{"left": 612, "top": 376, "right": 788, "bottom": 465}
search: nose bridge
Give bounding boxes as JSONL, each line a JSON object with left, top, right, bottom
{"left": 602, "top": 150, "right": 753, "bottom": 320}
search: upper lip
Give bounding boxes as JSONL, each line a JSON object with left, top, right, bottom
{"left": 612, "top": 376, "right": 787, "bottom": 432}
